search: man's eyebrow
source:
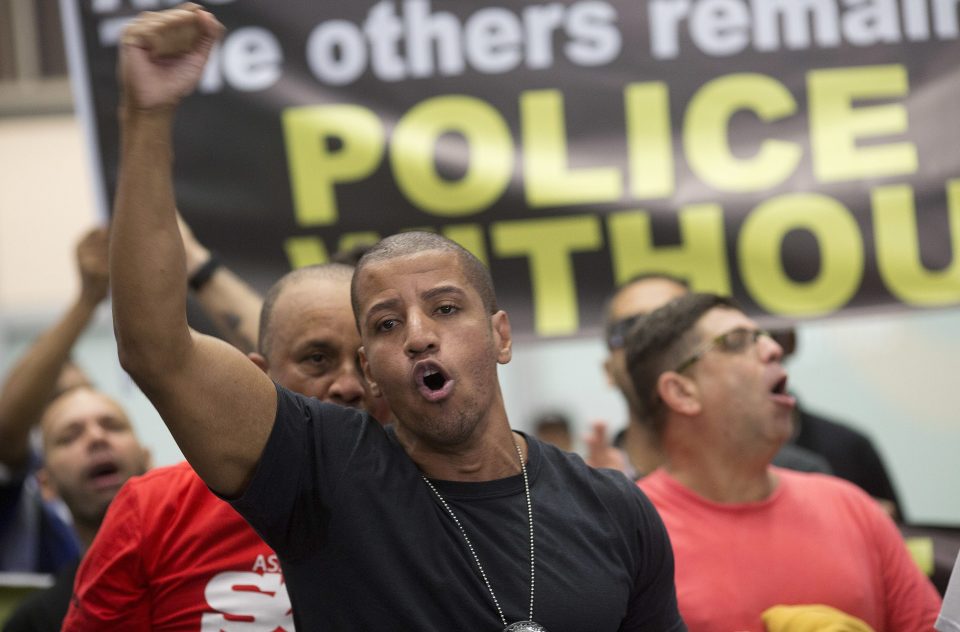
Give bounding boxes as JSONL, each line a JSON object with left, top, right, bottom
{"left": 295, "top": 339, "right": 338, "bottom": 354}
{"left": 54, "top": 419, "right": 83, "bottom": 439}
{"left": 98, "top": 414, "right": 132, "bottom": 428}
{"left": 364, "top": 286, "right": 465, "bottom": 323}
{"left": 365, "top": 297, "right": 401, "bottom": 320}
{"left": 422, "top": 285, "right": 466, "bottom": 302}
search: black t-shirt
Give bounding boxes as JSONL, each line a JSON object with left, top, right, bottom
{"left": 231, "top": 385, "right": 686, "bottom": 631}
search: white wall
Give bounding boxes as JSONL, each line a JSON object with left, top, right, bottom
{"left": 0, "top": 116, "right": 98, "bottom": 309}
{"left": 2, "top": 114, "right": 958, "bottom": 525}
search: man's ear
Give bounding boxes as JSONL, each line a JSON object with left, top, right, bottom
{"left": 358, "top": 347, "right": 381, "bottom": 397}
{"left": 36, "top": 468, "right": 58, "bottom": 503}
{"left": 141, "top": 446, "right": 153, "bottom": 472}
{"left": 492, "top": 311, "right": 512, "bottom": 365}
{"left": 602, "top": 356, "right": 616, "bottom": 388}
{"left": 657, "top": 372, "right": 701, "bottom": 417}
{"left": 248, "top": 352, "right": 269, "bottom": 374}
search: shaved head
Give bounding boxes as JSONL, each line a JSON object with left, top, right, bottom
{"left": 258, "top": 264, "right": 355, "bottom": 357}
{"left": 351, "top": 232, "right": 497, "bottom": 322}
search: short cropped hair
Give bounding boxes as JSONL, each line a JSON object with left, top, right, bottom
{"left": 351, "top": 232, "right": 497, "bottom": 320}
{"left": 625, "top": 293, "right": 737, "bottom": 436}
{"left": 258, "top": 264, "right": 355, "bottom": 357}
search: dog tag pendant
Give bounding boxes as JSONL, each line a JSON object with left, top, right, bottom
{"left": 504, "top": 622, "right": 548, "bottom": 632}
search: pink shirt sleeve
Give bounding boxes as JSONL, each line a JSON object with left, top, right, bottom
{"left": 869, "top": 501, "right": 942, "bottom": 630}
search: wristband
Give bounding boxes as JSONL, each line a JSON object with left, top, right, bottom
{"left": 188, "top": 253, "right": 221, "bottom": 291}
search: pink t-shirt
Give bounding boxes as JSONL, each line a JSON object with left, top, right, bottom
{"left": 639, "top": 467, "right": 940, "bottom": 632}
{"left": 63, "top": 461, "right": 293, "bottom": 631}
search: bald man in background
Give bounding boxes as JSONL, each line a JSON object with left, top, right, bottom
{"left": 591, "top": 274, "right": 689, "bottom": 477}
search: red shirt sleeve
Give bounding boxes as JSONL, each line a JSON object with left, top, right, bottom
{"left": 63, "top": 477, "right": 151, "bottom": 631}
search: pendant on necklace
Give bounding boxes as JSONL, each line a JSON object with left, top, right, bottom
{"left": 504, "top": 622, "right": 548, "bottom": 632}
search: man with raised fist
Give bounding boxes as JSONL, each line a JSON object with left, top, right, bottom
{"left": 106, "top": 5, "right": 685, "bottom": 631}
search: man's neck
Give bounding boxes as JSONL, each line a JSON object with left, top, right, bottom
{"left": 663, "top": 433, "right": 779, "bottom": 503}
{"left": 398, "top": 424, "right": 526, "bottom": 482}
{"left": 667, "top": 462, "right": 777, "bottom": 504}
{"left": 623, "top": 413, "right": 665, "bottom": 477}
{"left": 75, "top": 520, "right": 98, "bottom": 553}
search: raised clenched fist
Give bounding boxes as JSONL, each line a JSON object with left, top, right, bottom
{"left": 76, "top": 226, "right": 110, "bottom": 304}
{"left": 123, "top": 5, "right": 203, "bottom": 59}
{"left": 118, "top": 3, "right": 224, "bottom": 112}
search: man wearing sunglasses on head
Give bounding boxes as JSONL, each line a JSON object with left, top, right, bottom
{"left": 588, "top": 274, "right": 829, "bottom": 479}
{"left": 589, "top": 274, "right": 689, "bottom": 478}
{"left": 625, "top": 293, "right": 940, "bottom": 631}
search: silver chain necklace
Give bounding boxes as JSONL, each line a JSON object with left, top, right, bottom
{"left": 422, "top": 440, "right": 547, "bottom": 632}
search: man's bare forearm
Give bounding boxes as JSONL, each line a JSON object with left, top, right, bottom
{"left": 111, "top": 7, "right": 277, "bottom": 496}
{"left": 179, "top": 211, "right": 262, "bottom": 354}
{"left": 0, "top": 295, "right": 98, "bottom": 467}
{"left": 192, "top": 269, "right": 262, "bottom": 354}
{"left": 111, "top": 109, "right": 191, "bottom": 380}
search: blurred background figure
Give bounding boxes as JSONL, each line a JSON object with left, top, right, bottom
{"left": 533, "top": 411, "right": 574, "bottom": 452}
{"left": 3, "top": 387, "right": 149, "bottom": 632}
{"left": 62, "top": 256, "right": 378, "bottom": 631}
{"left": 628, "top": 293, "right": 941, "bottom": 630}
{"left": 593, "top": 273, "right": 689, "bottom": 478}
{"left": 0, "top": 226, "right": 151, "bottom": 632}
{"left": 589, "top": 273, "right": 830, "bottom": 479}
{"left": 0, "top": 227, "right": 110, "bottom": 575}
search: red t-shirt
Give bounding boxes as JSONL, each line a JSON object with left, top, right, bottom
{"left": 639, "top": 467, "right": 941, "bottom": 632}
{"left": 63, "top": 461, "right": 293, "bottom": 631}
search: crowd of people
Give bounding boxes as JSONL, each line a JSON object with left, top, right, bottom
{"left": 1, "top": 4, "right": 954, "bottom": 631}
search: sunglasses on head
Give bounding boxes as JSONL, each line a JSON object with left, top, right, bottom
{"left": 606, "top": 314, "right": 644, "bottom": 350}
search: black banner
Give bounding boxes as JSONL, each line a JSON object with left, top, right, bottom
{"left": 65, "top": 0, "right": 960, "bottom": 337}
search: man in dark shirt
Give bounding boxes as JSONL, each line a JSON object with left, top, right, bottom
{"left": 108, "top": 6, "right": 685, "bottom": 630}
